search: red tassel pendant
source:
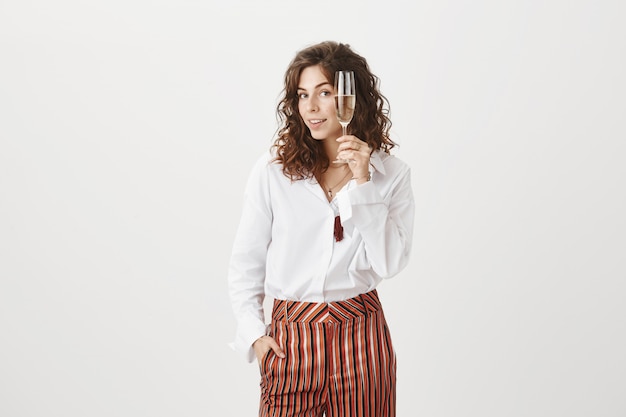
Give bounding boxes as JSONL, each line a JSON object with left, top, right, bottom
{"left": 334, "top": 215, "right": 344, "bottom": 242}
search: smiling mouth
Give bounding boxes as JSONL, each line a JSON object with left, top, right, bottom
{"left": 309, "top": 119, "right": 326, "bottom": 125}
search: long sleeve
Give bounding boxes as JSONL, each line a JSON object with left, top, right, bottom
{"left": 336, "top": 162, "right": 414, "bottom": 279}
{"left": 227, "top": 156, "right": 273, "bottom": 362}
{"left": 227, "top": 151, "right": 415, "bottom": 363}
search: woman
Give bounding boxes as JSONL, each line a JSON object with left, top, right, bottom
{"left": 228, "top": 41, "right": 414, "bottom": 417}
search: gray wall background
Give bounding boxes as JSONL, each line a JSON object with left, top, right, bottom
{"left": 1, "top": 0, "right": 624, "bottom": 416}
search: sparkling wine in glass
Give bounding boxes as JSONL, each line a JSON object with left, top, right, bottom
{"left": 334, "top": 70, "right": 356, "bottom": 163}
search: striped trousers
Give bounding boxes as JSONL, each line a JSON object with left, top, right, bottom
{"left": 259, "top": 290, "right": 396, "bottom": 417}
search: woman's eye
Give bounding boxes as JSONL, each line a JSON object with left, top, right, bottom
{"left": 321, "top": 90, "right": 331, "bottom": 96}
{"left": 298, "top": 93, "right": 308, "bottom": 99}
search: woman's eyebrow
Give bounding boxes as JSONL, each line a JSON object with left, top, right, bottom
{"left": 297, "top": 82, "right": 332, "bottom": 91}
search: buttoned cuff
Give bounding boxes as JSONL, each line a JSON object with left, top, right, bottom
{"left": 336, "top": 180, "right": 382, "bottom": 232}
{"left": 230, "top": 315, "right": 269, "bottom": 363}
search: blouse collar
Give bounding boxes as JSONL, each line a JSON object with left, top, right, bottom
{"left": 369, "top": 149, "right": 388, "bottom": 175}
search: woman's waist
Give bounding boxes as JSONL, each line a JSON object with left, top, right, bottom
{"left": 270, "top": 289, "right": 383, "bottom": 323}
{"left": 264, "top": 272, "right": 382, "bottom": 304}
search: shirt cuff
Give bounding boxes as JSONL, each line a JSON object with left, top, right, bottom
{"left": 230, "top": 315, "right": 269, "bottom": 363}
{"left": 336, "top": 180, "right": 382, "bottom": 224}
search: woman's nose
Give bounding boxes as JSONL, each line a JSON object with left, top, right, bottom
{"left": 307, "top": 97, "right": 319, "bottom": 112}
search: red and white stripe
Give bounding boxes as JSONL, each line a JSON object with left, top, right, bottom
{"left": 259, "top": 290, "right": 396, "bottom": 417}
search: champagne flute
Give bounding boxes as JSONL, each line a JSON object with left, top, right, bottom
{"left": 334, "top": 70, "right": 356, "bottom": 163}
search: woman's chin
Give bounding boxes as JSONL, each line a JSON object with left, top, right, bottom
{"left": 308, "top": 132, "right": 327, "bottom": 141}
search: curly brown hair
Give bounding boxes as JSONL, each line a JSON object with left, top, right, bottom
{"left": 272, "top": 41, "right": 396, "bottom": 180}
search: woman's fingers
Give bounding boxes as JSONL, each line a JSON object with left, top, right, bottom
{"left": 336, "top": 135, "right": 368, "bottom": 152}
{"left": 253, "top": 336, "right": 285, "bottom": 362}
{"left": 336, "top": 135, "right": 370, "bottom": 178}
{"left": 267, "top": 337, "right": 286, "bottom": 358}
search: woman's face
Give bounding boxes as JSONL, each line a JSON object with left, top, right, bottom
{"left": 297, "top": 65, "right": 343, "bottom": 141}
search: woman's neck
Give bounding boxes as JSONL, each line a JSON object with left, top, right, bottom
{"left": 322, "top": 136, "right": 341, "bottom": 162}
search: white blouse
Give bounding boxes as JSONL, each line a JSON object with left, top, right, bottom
{"left": 228, "top": 149, "right": 415, "bottom": 362}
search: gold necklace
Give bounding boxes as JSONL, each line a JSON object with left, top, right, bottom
{"left": 322, "top": 168, "right": 352, "bottom": 198}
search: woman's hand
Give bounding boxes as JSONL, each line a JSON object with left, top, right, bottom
{"left": 253, "top": 335, "right": 285, "bottom": 363}
{"left": 336, "top": 135, "right": 371, "bottom": 184}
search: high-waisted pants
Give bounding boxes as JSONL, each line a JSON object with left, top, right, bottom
{"left": 258, "top": 289, "right": 396, "bottom": 417}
